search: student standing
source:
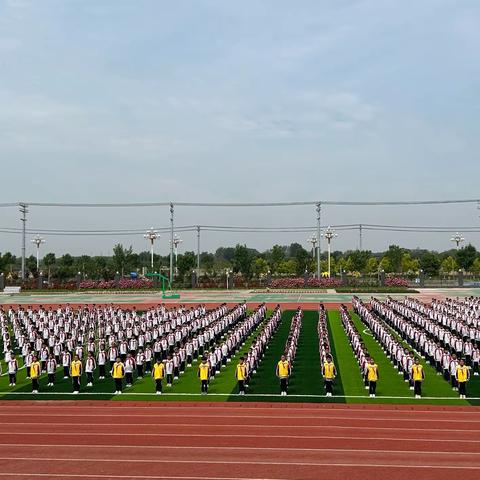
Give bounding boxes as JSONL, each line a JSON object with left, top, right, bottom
{"left": 111, "top": 357, "right": 125, "bottom": 394}
{"left": 124, "top": 353, "right": 136, "bottom": 387}
{"left": 7, "top": 354, "right": 18, "bottom": 386}
{"left": 276, "top": 355, "right": 291, "bottom": 396}
{"left": 70, "top": 355, "right": 82, "bottom": 394}
{"left": 366, "top": 358, "right": 379, "bottom": 398}
{"left": 198, "top": 357, "right": 210, "bottom": 395}
{"left": 456, "top": 359, "right": 470, "bottom": 399}
{"left": 165, "top": 355, "right": 174, "bottom": 387}
{"left": 235, "top": 357, "right": 247, "bottom": 395}
{"left": 411, "top": 358, "right": 425, "bottom": 399}
{"left": 46, "top": 354, "right": 57, "bottom": 387}
{"left": 152, "top": 359, "right": 165, "bottom": 395}
{"left": 322, "top": 354, "right": 337, "bottom": 397}
{"left": 97, "top": 348, "right": 107, "bottom": 379}
{"left": 30, "top": 356, "right": 41, "bottom": 394}
{"left": 85, "top": 352, "right": 96, "bottom": 387}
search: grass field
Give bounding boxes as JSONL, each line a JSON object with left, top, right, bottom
{"left": 1, "top": 309, "right": 479, "bottom": 405}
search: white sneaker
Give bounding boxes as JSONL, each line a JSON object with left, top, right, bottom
{"left": 409, "top": 386, "right": 414, "bottom": 390}
{"left": 475, "top": 372, "right": 479, "bottom": 376}
{"left": 73, "top": 391, "right": 79, "bottom": 395}
{"left": 9, "top": 383, "right": 12, "bottom": 386}
{"left": 12, "top": 383, "right": 15, "bottom": 386}
{"left": 156, "top": 391, "right": 162, "bottom": 395}
{"left": 415, "top": 395, "right": 421, "bottom": 399}
{"left": 167, "top": 384, "right": 172, "bottom": 387}
{"left": 64, "top": 376, "right": 68, "bottom": 379}
{"left": 126, "top": 384, "right": 132, "bottom": 387}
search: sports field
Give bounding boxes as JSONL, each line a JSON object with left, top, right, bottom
{"left": 2, "top": 308, "right": 479, "bottom": 406}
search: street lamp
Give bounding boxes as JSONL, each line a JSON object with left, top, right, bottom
{"left": 226, "top": 268, "right": 232, "bottom": 290}
{"left": 144, "top": 228, "right": 160, "bottom": 270}
{"left": 31, "top": 235, "right": 45, "bottom": 270}
{"left": 321, "top": 227, "right": 338, "bottom": 278}
{"left": 450, "top": 232, "right": 465, "bottom": 249}
{"left": 307, "top": 234, "right": 318, "bottom": 259}
{"left": 171, "top": 234, "right": 183, "bottom": 275}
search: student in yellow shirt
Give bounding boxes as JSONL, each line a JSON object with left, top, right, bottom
{"left": 410, "top": 358, "right": 425, "bottom": 399}
{"left": 276, "top": 355, "right": 291, "bottom": 396}
{"left": 198, "top": 357, "right": 210, "bottom": 395}
{"left": 456, "top": 359, "right": 470, "bottom": 399}
{"left": 366, "top": 358, "right": 379, "bottom": 398}
{"left": 30, "top": 356, "right": 41, "bottom": 394}
{"left": 235, "top": 357, "right": 248, "bottom": 395}
{"left": 111, "top": 357, "right": 125, "bottom": 395}
{"left": 70, "top": 355, "right": 83, "bottom": 394}
{"left": 152, "top": 358, "right": 165, "bottom": 395}
{"left": 322, "top": 354, "right": 337, "bottom": 397}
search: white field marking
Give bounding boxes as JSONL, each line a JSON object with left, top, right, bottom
{"left": 0, "top": 475, "right": 280, "bottom": 480}
{"left": 1, "top": 443, "right": 478, "bottom": 456}
{"left": 0, "top": 403, "right": 476, "bottom": 416}
{"left": 2, "top": 457, "right": 480, "bottom": 470}
{"left": 6, "top": 431, "right": 480, "bottom": 443}
{"left": 0, "top": 412, "right": 477, "bottom": 424}
{"left": 0, "top": 391, "right": 473, "bottom": 400}
{"left": 0, "top": 421, "right": 476, "bottom": 433}
{"left": 362, "top": 329, "right": 373, "bottom": 336}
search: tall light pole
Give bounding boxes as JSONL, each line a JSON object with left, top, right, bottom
{"left": 450, "top": 232, "right": 465, "bottom": 249}
{"left": 169, "top": 203, "right": 174, "bottom": 285}
{"left": 321, "top": 226, "right": 338, "bottom": 278}
{"left": 143, "top": 228, "right": 160, "bottom": 270}
{"left": 19, "top": 203, "right": 28, "bottom": 280}
{"left": 172, "top": 234, "right": 183, "bottom": 275}
{"left": 196, "top": 226, "right": 201, "bottom": 271}
{"left": 31, "top": 235, "right": 45, "bottom": 270}
{"left": 316, "top": 203, "right": 321, "bottom": 280}
{"left": 308, "top": 234, "right": 318, "bottom": 259}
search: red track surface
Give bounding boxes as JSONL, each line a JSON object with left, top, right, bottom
{"left": 0, "top": 401, "right": 479, "bottom": 480}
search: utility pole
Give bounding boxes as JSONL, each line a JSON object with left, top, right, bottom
{"left": 172, "top": 234, "right": 183, "bottom": 275}
{"left": 31, "top": 235, "right": 45, "bottom": 270}
{"left": 169, "top": 203, "right": 174, "bottom": 285}
{"left": 196, "top": 226, "right": 201, "bottom": 271}
{"left": 359, "top": 224, "right": 363, "bottom": 251}
{"left": 19, "top": 203, "right": 28, "bottom": 280}
{"left": 316, "top": 203, "right": 321, "bottom": 280}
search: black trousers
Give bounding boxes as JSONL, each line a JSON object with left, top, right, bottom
{"left": 368, "top": 381, "right": 377, "bottom": 395}
{"left": 238, "top": 380, "right": 245, "bottom": 393}
{"left": 114, "top": 378, "right": 123, "bottom": 391}
{"left": 201, "top": 379, "right": 208, "bottom": 393}
{"left": 99, "top": 365, "right": 106, "bottom": 377}
{"left": 414, "top": 380, "right": 422, "bottom": 396}
{"left": 325, "top": 379, "right": 333, "bottom": 394}
{"left": 31, "top": 378, "right": 39, "bottom": 391}
{"left": 145, "top": 361, "right": 152, "bottom": 372}
{"left": 126, "top": 372, "right": 133, "bottom": 385}
{"left": 86, "top": 372, "right": 94, "bottom": 383}
{"left": 167, "top": 374, "right": 173, "bottom": 384}
{"left": 9, "top": 373, "right": 16, "bottom": 383}
{"left": 72, "top": 376, "right": 80, "bottom": 392}
{"left": 155, "top": 379, "right": 163, "bottom": 393}
{"left": 137, "top": 365, "right": 144, "bottom": 377}
{"left": 458, "top": 382, "right": 467, "bottom": 396}
{"left": 48, "top": 373, "right": 55, "bottom": 384}
{"left": 63, "top": 366, "right": 69, "bottom": 377}
{"left": 280, "top": 378, "right": 288, "bottom": 393}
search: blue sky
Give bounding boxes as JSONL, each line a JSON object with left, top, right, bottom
{"left": 0, "top": 0, "right": 479, "bottom": 256}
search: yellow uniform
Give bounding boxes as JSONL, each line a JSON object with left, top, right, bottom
{"left": 412, "top": 364, "right": 424, "bottom": 381}
{"left": 277, "top": 360, "right": 290, "bottom": 378}
{"left": 112, "top": 362, "right": 125, "bottom": 379}
{"left": 30, "top": 361, "right": 41, "bottom": 379}
{"left": 456, "top": 366, "right": 469, "bottom": 383}
{"left": 153, "top": 363, "right": 165, "bottom": 380}
{"left": 367, "top": 364, "right": 378, "bottom": 381}
{"left": 70, "top": 360, "right": 82, "bottom": 377}
{"left": 199, "top": 363, "right": 210, "bottom": 381}
{"left": 323, "top": 362, "right": 336, "bottom": 379}
{"left": 236, "top": 364, "right": 247, "bottom": 381}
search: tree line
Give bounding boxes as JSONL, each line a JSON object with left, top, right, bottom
{"left": 0, "top": 242, "right": 479, "bottom": 282}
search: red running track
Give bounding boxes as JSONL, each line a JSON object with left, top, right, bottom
{"left": 0, "top": 401, "right": 479, "bottom": 480}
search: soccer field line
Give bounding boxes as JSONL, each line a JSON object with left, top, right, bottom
{"left": 0, "top": 391, "right": 475, "bottom": 400}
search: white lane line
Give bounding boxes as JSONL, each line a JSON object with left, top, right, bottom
{"left": 1, "top": 444, "right": 478, "bottom": 456}
{"left": 0, "top": 391, "right": 473, "bottom": 400}
{"left": 0, "top": 412, "right": 476, "bottom": 423}
{"left": 0, "top": 422, "right": 476, "bottom": 433}
{"left": 6, "top": 431, "right": 480, "bottom": 443}
{"left": 1, "top": 457, "right": 480, "bottom": 470}
{"left": 0, "top": 475, "right": 273, "bottom": 480}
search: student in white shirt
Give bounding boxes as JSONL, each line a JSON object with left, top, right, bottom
{"left": 7, "top": 353, "right": 18, "bottom": 386}
{"left": 85, "top": 352, "right": 97, "bottom": 387}
{"left": 124, "top": 353, "right": 136, "bottom": 387}
{"left": 46, "top": 354, "right": 57, "bottom": 387}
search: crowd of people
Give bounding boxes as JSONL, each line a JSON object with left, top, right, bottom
{"left": 318, "top": 305, "right": 336, "bottom": 396}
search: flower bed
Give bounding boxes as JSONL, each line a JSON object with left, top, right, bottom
{"left": 79, "top": 278, "right": 154, "bottom": 289}
{"left": 269, "top": 278, "right": 342, "bottom": 289}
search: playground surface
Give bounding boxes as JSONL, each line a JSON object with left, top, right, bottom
{"left": 1, "top": 287, "right": 480, "bottom": 309}
{"left": 0, "top": 401, "right": 478, "bottom": 480}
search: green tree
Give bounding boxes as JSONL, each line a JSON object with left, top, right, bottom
{"left": 43, "top": 253, "right": 56, "bottom": 281}
{"left": 277, "top": 259, "right": 297, "bottom": 276}
{"left": 365, "top": 257, "right": 378, "bottom": 274}
{"left": 112, "top": 244, "right": 134, "bottom": 276}
{"left": 379, "top": 257, "right": 392, "bottom": 273}
{"left": 385, "top": 245, "right": 404, "bottom": 273}
{"left": 252, "top": 258, "right": 269, "bottom": 277}
{"left": 200, "top": 252, "right": 215, "bottom": 273}
{"left": 420, "top": 252, "right": 440, "bottom": 276}
{"left": 232, "top": 244, "right": 254, "bottom": 279}
{"left": 347, "top": 250, "right": 372, "bottom": 273}
{"left": 26, "top": 255, "right": 37, "bottom": 277}
{"left": 440, "top": 256, "right": 458, "bottom": 275}
{"left": 269, "top": 245, "right": 286, "bottom": 273}
{"left": 177, "top": 251, "right": 196, "bottom": 277}
{"left": 456, "top": 244, "right": 478, "bottom": 271}
{"left": 471, "top": 257, "right": 480, "bottom": 275}
{"left": 401, "top": 253, "right": 420, "bottom": 274}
